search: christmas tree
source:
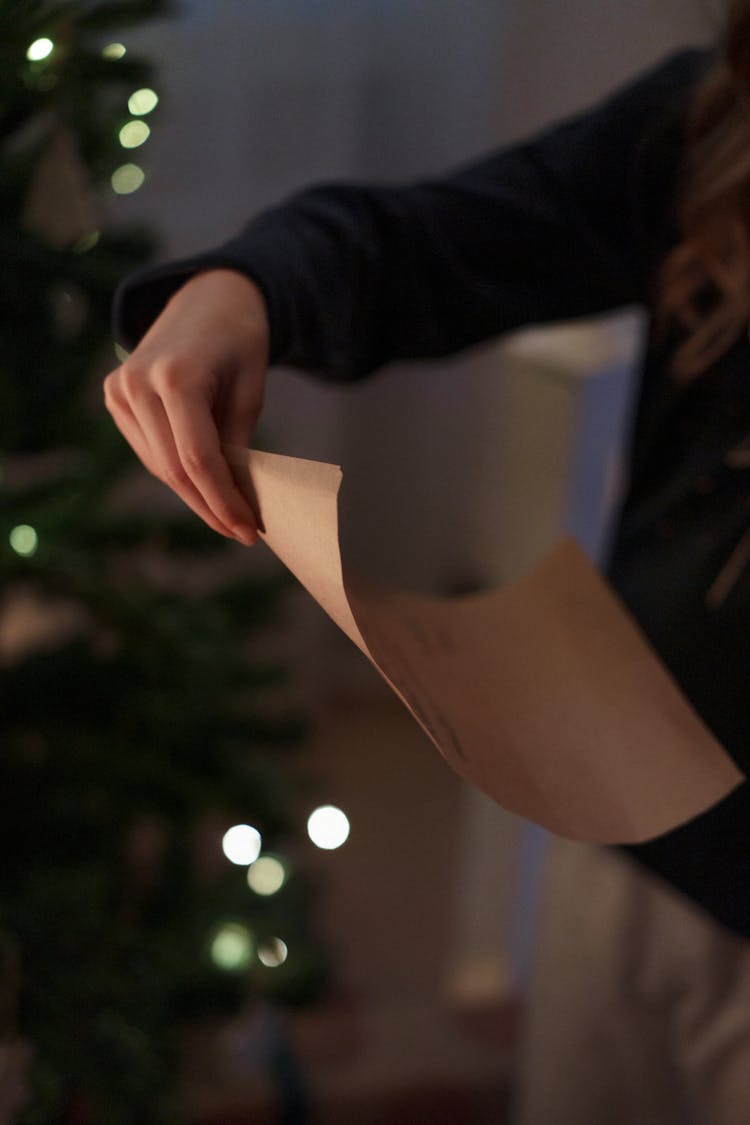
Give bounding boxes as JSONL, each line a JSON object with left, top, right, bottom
{"left": 0, "top": 3, "right": 326, "bottom": 1122}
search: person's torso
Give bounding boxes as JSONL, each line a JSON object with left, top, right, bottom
{"left": 609, "top": 330, "right": 750, "bottom": 773}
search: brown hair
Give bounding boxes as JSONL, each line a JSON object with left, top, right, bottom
{"left": 657, "top": 0, "right": 750, "bottom": 378}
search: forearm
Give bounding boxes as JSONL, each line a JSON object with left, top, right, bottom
{"left": 115, "top": 170, "right": 634, "bottom": 381}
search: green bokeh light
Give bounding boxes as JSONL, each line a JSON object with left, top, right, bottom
{"left": 247, "top": 855, "right": 287, "bottom": 896}
{"left": 111, "top": 163, "right": 145, "bottom": 195}
{"left": 27, "top": 38, "right": 54, "bottom": 61}
{"left": 210, "top": 924, "right": 253, "bottom": 971}
{"left": 128, "top": 88, "right": 159, "bottom": 116}
{"left": 9, "top": 525, "right": 38, "bottom": 557}
{"left": 119, "top": 120, "right": 150, "bottom": 149}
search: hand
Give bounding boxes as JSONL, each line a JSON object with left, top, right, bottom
{"left": 104, "top": 268, "right": 269, "bottom": 545}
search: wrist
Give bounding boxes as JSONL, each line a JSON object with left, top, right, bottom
{"left": 180, "top": 267, "right": 270, "bottom": 355}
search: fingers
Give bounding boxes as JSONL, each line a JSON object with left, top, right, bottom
{"left": 105, "top": 381, "right": 237, "bottom": 540}
{"left": 104, "top": 269, "right": 270, "bottom": 544}
{"left": 162, "top": 384, "right": 259, "bottom": 544}
{"left": 104, "top": 364, "right": 259, "bottom": 545}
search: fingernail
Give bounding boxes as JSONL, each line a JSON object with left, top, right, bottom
{"left": 233, "top": 525, "right": 257, "bottom": 546}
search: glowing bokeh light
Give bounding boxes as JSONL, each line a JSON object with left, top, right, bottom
{"left": 246, "top": 855, "right": 287, "bottom": 896}
{"left": 210, "top": 923, "right": 253, "bottom": 971}
{"left": 27, "top": 38, "right": 54, "bottom": 61}
{"left": 257, "top": 938, "right": 288, "bottom": 968}
{"left": 119, "top": 120, "right": 150, "bottom": 149}
{"left": 111, "top": 163, "right": 145, "bottom": 195}
{"left": 222, "top": 824, "right": 261, "bottom": 866}
{"left": 128, "top": 88, "right": 159, "bottom": 116}
{"left": 73, "top": 230, "right": 100, "bottom": 255}
{"left": 102, "top": 43, "right": 126, "bottom": 60}
{"left": 307, "top": 805, "right": 350, "bottom": 850}
{"left": 9, "top": 525, "right": 38, "bottom": 557}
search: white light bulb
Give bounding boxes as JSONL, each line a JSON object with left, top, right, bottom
{"left": 222, "top": 824, "right": 262, "bottom": 866}
{"left": 307, "top": 805, "right": 350, "bottom": 850}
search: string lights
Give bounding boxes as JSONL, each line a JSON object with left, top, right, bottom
{"left": 214, "top": 805, "right": 349, "bottom": 982}
{"left": 110, "top": 87, "right": 158, "bottom": 195}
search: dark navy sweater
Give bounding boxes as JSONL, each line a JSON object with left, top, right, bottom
{"left": 115, "top": 48, "right": 750, "bottom": 937}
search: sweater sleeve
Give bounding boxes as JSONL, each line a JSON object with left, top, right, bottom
{"left": 113, "top": 48, "right": 708, "bottom": 380}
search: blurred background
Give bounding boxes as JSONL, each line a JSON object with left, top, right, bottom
{"left": 0, "top": 1, "right": 722, "bottom": 1123}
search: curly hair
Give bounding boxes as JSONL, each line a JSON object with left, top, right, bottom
{"left": 657, "top": 0, "right": 750, "bottom": 378}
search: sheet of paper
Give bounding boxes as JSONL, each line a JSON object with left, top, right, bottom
{"left": 227, "top": 447, "right": 742, "bottom": 844}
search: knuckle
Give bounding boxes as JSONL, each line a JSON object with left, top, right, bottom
{"left": 162, "top": 466, "right": 188, "bottom": 492}
{"left": 160, "top": 458, "right": 189, "bottom": 488}
{"left": 118, "top": 361, "right": 146, "bottom": 400}
{"left": 103, "top": 370, "right": 123, "bottom": 403}
{"left": 156, "top": 357, "right": 191, "bottom": 393}
{"left": 181, "top": 445, "right": 217, "bottom": 475}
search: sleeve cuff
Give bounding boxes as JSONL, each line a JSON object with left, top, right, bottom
{"left": 111, "top": 224, "right": 290, "bottom": 365}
